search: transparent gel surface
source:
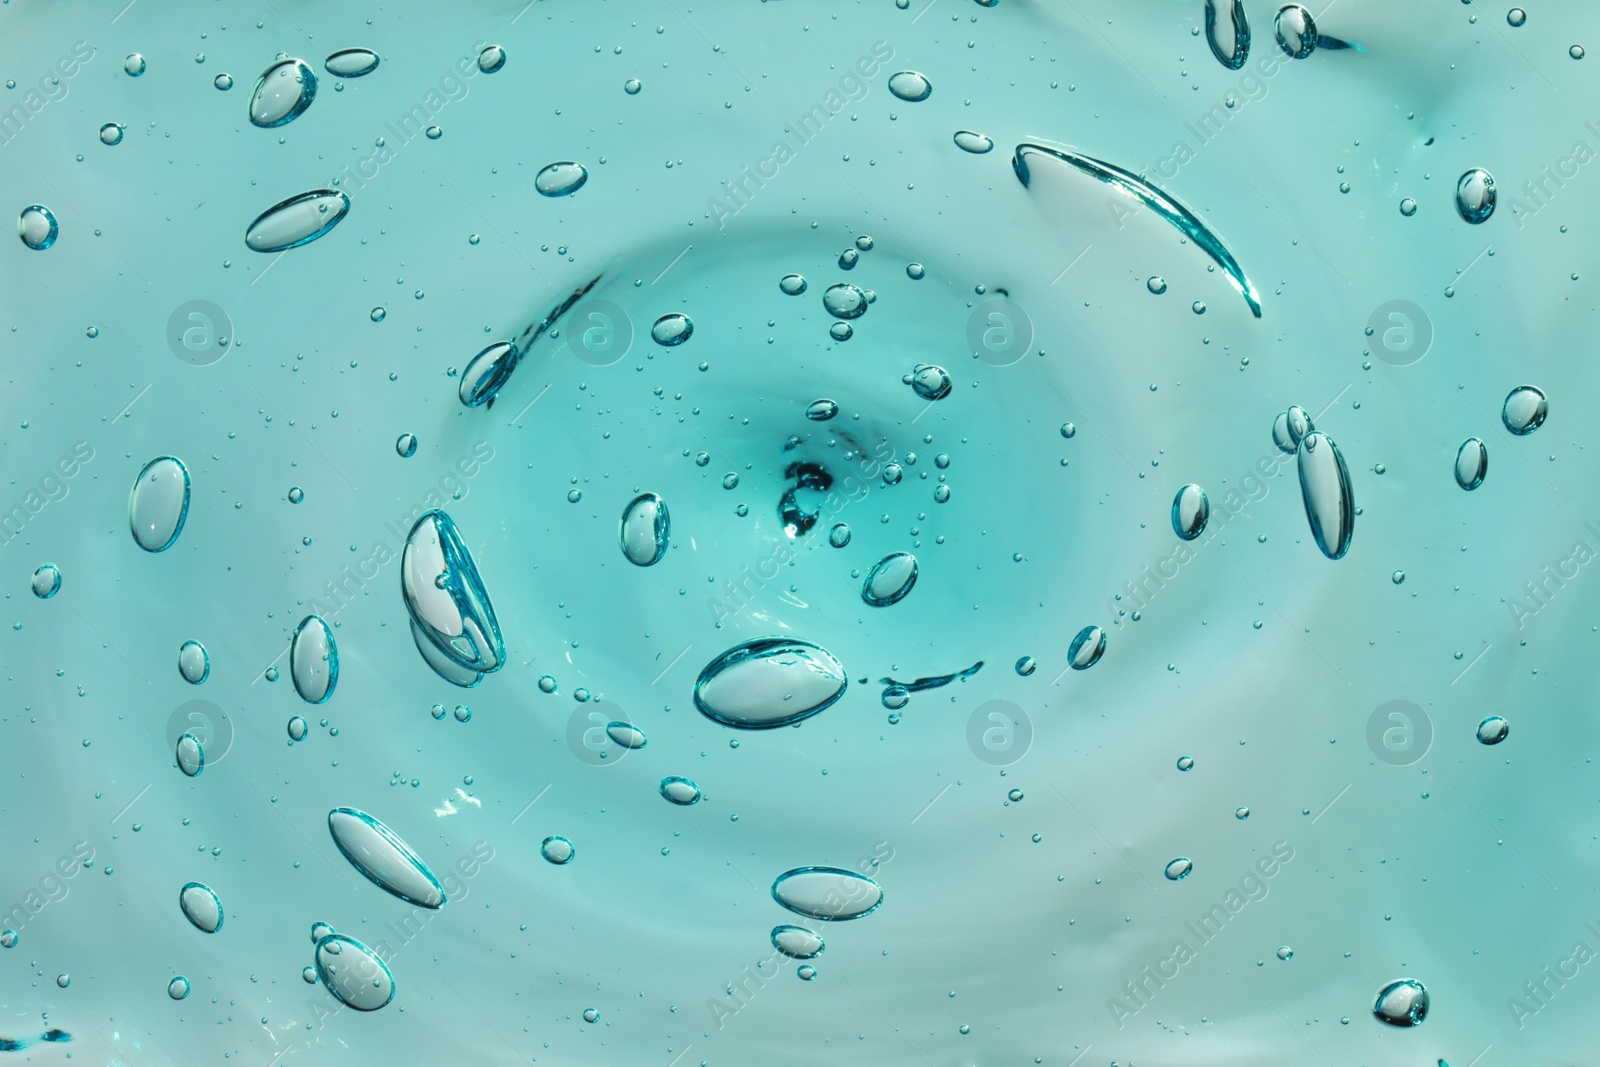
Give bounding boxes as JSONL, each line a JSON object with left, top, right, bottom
{"left": 2, "top": 2, "right": 1595, "bottom": 1065}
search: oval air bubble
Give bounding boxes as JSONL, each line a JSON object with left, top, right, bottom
{"left": 328, "top": 807, "right": 446, "bottom": 908}
{"left": 1454, "top": 437, "right": 1488, "bottom": 490}
{"left": 771, "top": 867, "right": 883, "bottom": 920}
{"left": 323, "top": 48, "right": 379, "bottom": 78}
{"left": 694, "top": 638, "right": 847, "bottom": 729}
{"left": 886, "top": 71, "right": 932, "bottom": 102}
{"left": 806, "top": 398, "right": 838, "bottom": 421}
{"left": 1373, "top": 979, "right": 1429, "bottom": 1027}
{"left": 477, "top": 45, "right": 506, "bottom": 74}
{"left": 1456, "top": 168, "right": 1496, "bottom": 223}
{"left": 1297, "top": 431, "right": 1355, "bottom": 560}
{"left": 605, "top": 721, "right": 648, "bottom": 749}
{"left": 314, "top": 934, "right": 395, "bottom": 1011}
{"left": 245, "top": 189, "right": 350, "bottom": 252}
{"left": 18, "top": 205, "right": 58, "bottom": 250}
{"left": 771, "top": 925, "right": 825, "bottom": 959}
{"left": 31, "top": 564, "right": 61, "bottom": 599}
{"left": 953, "top": 130, "right": 994, "bottom": 154}
{"left": 909, "top": 363, "right": 952, "bottom": 400}
{"left": 650, "top": 313, "right": 693, "bottom": 346}
{"left": 178, "top": 641, "right": 210, "bottom": 684}
{"left": 1501, "top": 385, "right": 1547, "bottom": 435}
{"left": 179, "top": 882, "right": 223, "bottom": 932}
{"left": 1171, "top": 484, "right": 1210, "bottom": 541}
{"left": 168, "top": 976, "right": 190, "bottom": 999}
{"left": 248, "top": 58, "right": 317, "bottom": 128}
{"left": 458, "top": 340, "right": 519, "bottom": 408}
{"left": 1285, "top": 404, "right": 1314, "bottom": 445}
{"left": 130, "top": 456, "right": 191, "bottom": 552}
{"left": 535, "top": 161, "right": 588, "bottom": 197}
{"left": 1476, "top": 716, "right": 1509, "bottom": 745}
{"left": 1272, "top": 412, "right": 1298, "bottom": 454}
{"left": 410, "top": 619, "right": 482, "bottom": 687}
{"left": 291, "top": 615, "right": 339, "bottom": 704}
{"left": 861, "top": 552, "right": 918, "bottom": 606}
{"left": 1067, "top": 625, "right": 1107, "bottom": 670}
{"left": 620, "top": 492, "right": 670, "bottom": 566}
{"left": 401, "top": 510, "right": 505, "bottom": 677}
{"left": 541, "top": 835, "right": 575, "bottom": 865}
{"left": 175, "top": 732, "right": 204, "bottom": 776}
{"left": 780, "top": 273, "right": 808, "bottom": 295}
{"left": 1164, "top": 857, "right": 1193, "bottom": 881}
{"left": 822, "top": 283, "right": 868, "bottom": 319}
{"left": 659, "top": 776, "right": 701, "bottom": 805}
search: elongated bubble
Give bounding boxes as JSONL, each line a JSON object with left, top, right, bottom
{"left": 771, "top": 925, "right": 825, "bottom": 959}
{"left": 694, "top": 638, "right": 847, "bottom": 729}
{"left": 130, "top": 456, "right": 191, "bottom": 552}
{"left": 248, "top": 58, "right": 316, "bottom": 127}
{"left": 771, "top": 867, "right": 883, "bottom": 921}
{"left": 459, "top": 341, "right": 519, "bottom": 408}
{"left": 179, "top": 882, "right": 223, "bottom": 933}
{"left": 245, "top": 189, "right": 350, "bottom": 253}
{"left": 1204, "top": 0, "right": 1251, "bottom": 69}
{"left": 401, "top": 510, "right": 504, "bottom": 678}
{"left": 327, "top": 807, "right": 446, "bottom": 909}
{"left": 1171, "top": 484, "right": 1210, "bottom": 541}
{"left": 291, "top": 615, "right": 338, "bottom": 704}
{"left": 1454, "top": 437, "right": 1487, "bottom": 490}
{"left": 314, "top": 934, "right": 395, "bottom": 1011}
{"left": 1297, "top": 431, "right": 1355, "bottom": 560}
{"left": 1013, "top": 143, "right": 1262, "bottom": 318}
{"left": 620, "top": 493, "right": 670, "bottom": 566}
